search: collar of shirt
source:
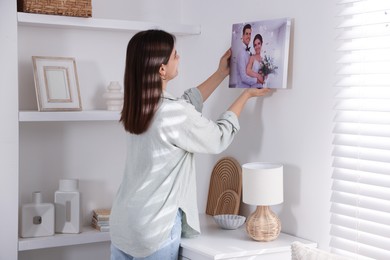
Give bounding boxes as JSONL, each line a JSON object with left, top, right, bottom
{"left": 162, "top": 91, "right": 178, "bottom": 101}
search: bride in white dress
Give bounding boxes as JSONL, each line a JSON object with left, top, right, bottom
{"left": 246, "top": 34, "right": 265, "bottom": 88}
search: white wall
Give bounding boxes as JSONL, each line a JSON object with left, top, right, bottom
{"left": 0, "top": 1, "right": 19, "bottom": 259}
{"left": 180, "top": 0, "right": 337, "bottom": 250}
{"left": 92, "top": 0, "right": 181, "bottom": 23}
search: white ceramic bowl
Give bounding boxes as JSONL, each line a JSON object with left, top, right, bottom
{"left": 213, "top": 214, "right": 246, "bottom": 230}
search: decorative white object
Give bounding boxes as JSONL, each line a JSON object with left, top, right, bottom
{"left": 242, "top": 162, "right": 283, "bottom": 242}
{"left": 21, "top": 191, "right": 55, "bottom": 238}
{"left": 291, "top": 241, "right": 352, "bottom": 260}
{"left": 55, "top": 179, "right": 81, "bottom": 234}
{"left": 213, "top": 214, "right": 246, "bottom": 230}
{"left": 102, "top": 81, "right": 124, "bottom": 111}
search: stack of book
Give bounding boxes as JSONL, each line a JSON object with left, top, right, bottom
{"left": 91, "top": 208, "right": 111, "bottom": 232}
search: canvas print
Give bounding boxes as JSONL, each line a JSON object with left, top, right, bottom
{"left": 229, "top": 18, "right": 292, "bottom": 89}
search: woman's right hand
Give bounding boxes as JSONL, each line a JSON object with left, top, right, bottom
{"left": 244, "top": 87, "right": 273, "bottom": 98}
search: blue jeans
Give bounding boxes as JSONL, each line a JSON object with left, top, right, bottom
{"left": 111, "top": 210, "right": 182, "bottom": 260}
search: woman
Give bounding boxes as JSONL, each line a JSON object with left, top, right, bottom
{"left": 110, "top": 29, "right": 271, "bottom": 260}
{"left": 246, "top": 34, "right": 265, "bottom": 88}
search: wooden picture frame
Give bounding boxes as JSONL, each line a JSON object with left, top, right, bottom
{"left": 32, "top": 56, "right": 82, "bottom": 111}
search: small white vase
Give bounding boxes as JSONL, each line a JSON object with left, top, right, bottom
{"left": 21, "top": 191, "right": 55, "bottom": 238}
{"left": 55, "top": 179, "right": 81, "bottom": 234}
{"left": 102, "top": 81, "right": 124, "bottom": 111}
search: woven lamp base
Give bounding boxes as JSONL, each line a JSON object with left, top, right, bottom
{"left": 246, "top": 205, "right": 281, "bottom": 242}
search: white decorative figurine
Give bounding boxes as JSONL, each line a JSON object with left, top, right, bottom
{"left": 102, "top": 81, "right": 124, "bottom": 111}
{"left": 21, "top": 191, "right": 55, "bottom": 238}
{"left": 55, "top": 179, "right": 81, "bottom": 234}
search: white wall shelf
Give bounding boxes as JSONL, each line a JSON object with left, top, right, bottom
{"left": 18, "top": 226, "right": 110, "bottom": 251}
{"left": 19, "top": 110, "right": 121, "bottom": 122}
{"left": 17, "top": 12, "right": 201, "bottom": 36}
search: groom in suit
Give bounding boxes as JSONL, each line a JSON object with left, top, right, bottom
{"left": 236, "top": 24, "right": 258, "bottom": 88}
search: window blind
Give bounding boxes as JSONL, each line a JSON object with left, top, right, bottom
{"left": 331, "top": 0, "right": 390, "bottom": 259}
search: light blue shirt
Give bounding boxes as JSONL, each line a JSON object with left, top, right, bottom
{"left": 110, "top": 88, "right": 240, "bottom": 257}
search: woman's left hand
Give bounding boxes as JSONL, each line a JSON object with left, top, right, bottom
{"left": 217, "top": 49, "right": 231, "bottom": 78}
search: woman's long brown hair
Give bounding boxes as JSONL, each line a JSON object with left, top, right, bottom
{"left": 120, "top": 30, "right": 175, "bottom": 134}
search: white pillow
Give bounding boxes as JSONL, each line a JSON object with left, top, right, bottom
{"left": 291, "top": 241, "right": 352, "bottom": 260}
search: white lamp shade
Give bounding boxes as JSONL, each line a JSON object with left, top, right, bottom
{"left": 242, "top": 162, "right": 283, "bottom": 205}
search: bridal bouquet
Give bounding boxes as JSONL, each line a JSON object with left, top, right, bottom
{"left": 259, "top": 55, "right": 278, "bottom": 76}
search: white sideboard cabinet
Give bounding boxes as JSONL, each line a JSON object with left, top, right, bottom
{"left": 17, "top": 11, "right": 200, "bottom": 259}
{"left": 180, "top": 214, "right": 317, "bottom": 260}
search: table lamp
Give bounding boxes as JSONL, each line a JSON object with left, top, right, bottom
{"left": 242, "top": 162, "right": 283, "bottom": 242}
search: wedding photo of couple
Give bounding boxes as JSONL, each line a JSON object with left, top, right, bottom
{"left": 229, "top": 18, "right": 292, "bottom": 89}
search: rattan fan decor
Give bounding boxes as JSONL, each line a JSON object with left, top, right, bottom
{"left": 206, "top": 157, "right": 242, "bottom": 216}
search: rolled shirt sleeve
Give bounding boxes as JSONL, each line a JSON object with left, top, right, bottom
{"left": 181, "top": 87, "right": 203, "bottom": 113}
